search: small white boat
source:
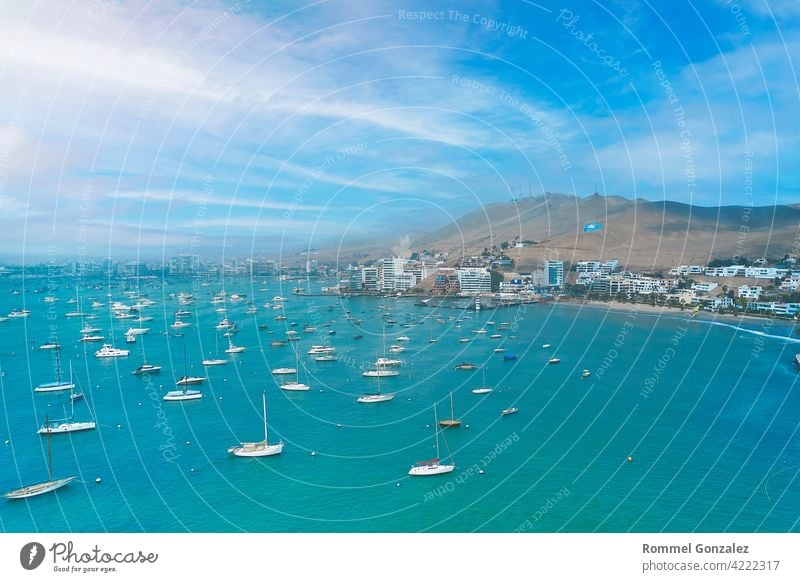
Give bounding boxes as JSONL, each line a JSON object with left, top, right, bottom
{"left": 548, "top": 357, "right": 561, "bottom": 364}
{"left": 280, "top": 381, "right": 310, "bottom": 391}
{"left": 471, "top": 388, "right": 492, "bottom": 394}
{"left": 126, "top": 327, "right": 150, "bottom": 335}
{"left": 388, "top": 345, "right": 405, "bottom": 353}
{"left": 224, "top": 339, "right": 245, "bottom": 354}
{"left": 132, "top": 363, "right": 162, "bottom": 375}
{"left": 176, "top": 375, "right": 207, "bottom": 385}
{"left": 501, "top": 407, "right": 519, "bottom": 416}
{"left": 202, "top": 358, "right": 229, "bottom": 366}
{"left": 38, "top": 418, "right": 96, "bottom": 434}
{"left": 375, "top": 357, "right": 402, "bottom": 367}
{"left": 396, "top": 335, "right": 411, "bottom": 341}
{"left": 39, "top": 342, "right": 61, "bottom": 350}
{"left": 8, "top": 309, "right": 30, "bottom": 318}
{"left": 163, "top": 389, "right": 203, "bottom": 401}
{"left": 125, "top": 331, "right": 136, "bottom": 343}
{"left": 315, "top": 355, "right": 337, "bottom": 362}
{"left": 80, "top": 334, "right": 104, "bottom": 342}
{"left": 80, "top": 326, "right": 101, "bottom": 334}
{"left": 171, "top": 320, "right": 191, "bottom": 329}
{"left": 357, "top": 392, "right": 395, "bottom": 403}
{"left": 542, "top": 343, "right": 552, "bottom": 349}
{"left": 581, "top": 369, "right": 591, "bottom": 378}
{"left": 489, "top": 334, "right": 502, "bottom": 339}
{"left": 362, "top": 369, "right": 399, "bottom": 377}
{"left": 272, "top": 367, "right": 297, "bottom": 375}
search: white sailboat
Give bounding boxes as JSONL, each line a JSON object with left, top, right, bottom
{"left": 408, "top": 404, "right": 455, "bottom": 476}
{"left": 37, "top": 385, "right": 96, "bottom": 434}
{"left": 169, "top": 343, "right": 205, "bottom": 398}
{"left": 203, "top": 335, "right": 229, "bottom": 365}
{"left": 4, "top": 415, "right": 76, "bottom": 499}
{"left": 357, "top": 366, "right": 395, "bottom": 403}
{"left": 280, "top": 349, "right": 310, "bottom": 391}
{"left": 34, "top": 356, "right": 75, "bottom": 393}
{"left": 228, "top": 393, "right": 283, "bottom": 457}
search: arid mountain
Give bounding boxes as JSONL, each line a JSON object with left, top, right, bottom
{"left": 408, "top": 193, "right": 800, "bottom": 271}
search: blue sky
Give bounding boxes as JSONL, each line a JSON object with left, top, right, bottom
{"left": 0, "top": 0, "right": 798, "bottom": 260}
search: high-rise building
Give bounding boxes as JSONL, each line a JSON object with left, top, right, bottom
{"left": 169, "top": 254, "right": 199, "bottom": 275}
{"left": 456, "top": 268, "right": 491, "bottom": 296}
{"left": 545, "top": 260, "right": 564, "bottom": 287}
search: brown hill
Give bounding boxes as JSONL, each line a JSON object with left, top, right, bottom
{"left": 409, "top": 193, "right": 800, "bottom": 271}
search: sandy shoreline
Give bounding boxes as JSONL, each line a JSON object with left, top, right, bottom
{"left": 550, "top": 298, "right": 798, "bottom": 329}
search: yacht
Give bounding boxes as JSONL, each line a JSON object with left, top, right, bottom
{"left": 454, "top": 362, "right": 477, "bottom": 370}
{"left": 125, "top": 331, "right": 136, "bottom": 343}
{"left": 548, "top": 357, "right": 561, "bottom": 364}
{"left": 501, "top": 407, "right": 519, "bottom": 416}
{"left": 80, "top": 334, "right": 105, "bottom": 342}
{"left": 396, "top": 335, "right": 411, "bottom": 342}
{"left": 39, "top": 342, "right": 61, "bottom": 350}
{"left": 271, "top": 367, "right": 297, "bottom": 375}
{"left": 176, "top": 375, "right": 207, "bottom": 385}
{"left": 132, "top": 363, "right": 162, "bottom": 375}
{"left": 202, "top": 358, "right": 229, "bottom": 366}
{"left": 125, "top": 327, "right": 150, "bottom": 335}
{"left": 8, "top": 309, "right": 30, "bottom": 318}
{"left": 170, "top": 319, "right": 191, "bottom": 329}
{"left": 307, "top": 345, "right": 335, "bottom": 355}
{"left": 315, "top": 355, "right": 337, "bottom": 362}
{"left": 388, "top": 345, "right": 405, "bottom": 353}
{"left": 80, "top": 325, "right": 102, "bottom": 334}
{"left": 471, "top": 387, "right": 493, "bottom": 394}
{"left": 375, "top": 357, "right": 402, "bottom": 367}
{"left": 34, "top": 360, "right": 75, "bottom": 393}
{"left": 95, "top": 344, "right": 129, "bottom": 358}
{"left": 224, "top": 339, "right": 245, "bottom": 354}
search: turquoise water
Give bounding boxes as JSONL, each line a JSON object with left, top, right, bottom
{"left": 1, "top": 278, "right": 798, "bottom": 532}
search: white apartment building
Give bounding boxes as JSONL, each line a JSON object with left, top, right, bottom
{"left": 457, "top": 268, "right": 491, "bottom": 296}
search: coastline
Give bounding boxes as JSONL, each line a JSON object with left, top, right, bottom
{"left": 550, "top": 297, "right": 798, "bottom": 329}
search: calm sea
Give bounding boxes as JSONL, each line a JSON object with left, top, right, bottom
{"left": 0, "top": 277, "right": 798, "bottom": 532}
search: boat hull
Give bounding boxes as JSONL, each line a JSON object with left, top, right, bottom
{"left": 408, "top": 463, "right": 455, "bottom": 476}
{"left": 228, "top": 442, "right": 284, "bottom": 457}
{"left": 3, "top": 476, "right": 76, "bottom": 499}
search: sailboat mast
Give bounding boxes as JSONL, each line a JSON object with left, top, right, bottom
{"left": 449, "top": 391, "right": 454, "bottom": 419}
{"left": 46, "top": 415, "right": 53, "bottom": 481}
{"left": 262, "top": 393, "right": 268, "bottom": 443}
{"left": 433, "top": 404, "right": 440, "bottom": 459}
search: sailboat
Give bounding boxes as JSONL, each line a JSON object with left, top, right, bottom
{"left": 438, "top": 392, "right": 461, "bottom": 427}
{"left": 280, "top": 348, "right": 310, "bottom": 391}
{"left": 471, "top": 366, "right": 493, "bottom": 394}
{"left": 166, "top": 343, "right": 205, "bottom": 400}
{"left": 408, "top": 404, "right": 455, "bottom": 476}
{"left": 4, "top": 414, "right": 76, "bottom": 499}
{"left": 38, "top": 384, "right": 96, "bottom": 434}
{"left": 34, "top": 357, "right": 75, "bottom": 393}
{"left": 203, "top": 334, "right": 229, "bottom": 366}
{"left": 228, "top": 393, "right": 284, "bottom": 457}
{"left": 357, "top": 366, "right": 395, "bottom": 403}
